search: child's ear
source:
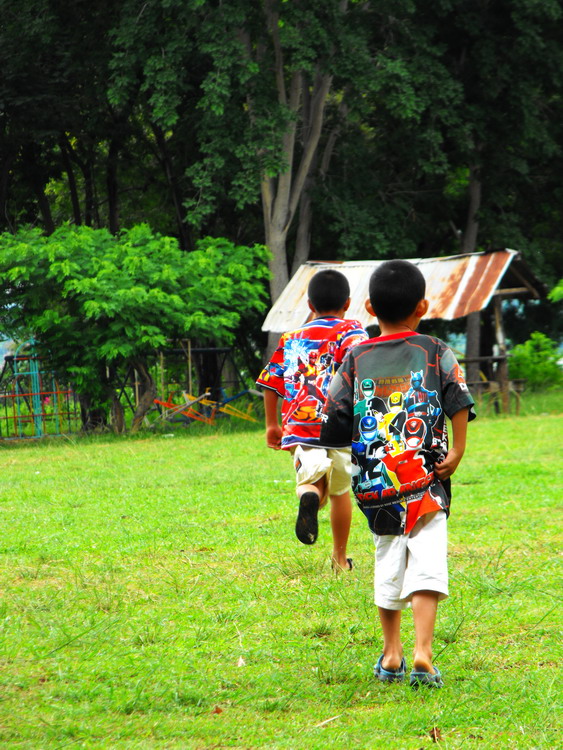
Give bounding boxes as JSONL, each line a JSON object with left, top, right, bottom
{"left": 416, "top": 299, "right": 429, "bottom": 318}
{"left": 307, "top": 300, "right": 315, "bottom": 313}
{"left": 343, "top": 297, "right": 351, "bottom": 312}
{"left": 365, "top": 298, "right": 376, "bottom": 317}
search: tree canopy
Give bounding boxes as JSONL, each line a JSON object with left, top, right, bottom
{"left": 1, "top": 0, "right": 562, "bottom": 344}
{"left": 0, "top": 224, "right": 269, "bottom": 428}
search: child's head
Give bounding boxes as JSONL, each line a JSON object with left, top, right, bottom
{"left": 308, "top": 269, "right": 350, "bottom": 314}
{"left": 368, "top": 260, "right": 426, "bottom": 323}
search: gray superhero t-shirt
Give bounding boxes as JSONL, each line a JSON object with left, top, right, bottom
{"left": 320, "top": 332, "right": 476, "bottom": 535}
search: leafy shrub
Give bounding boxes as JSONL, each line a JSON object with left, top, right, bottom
{"left": 549, "top": 279, "right": 563, "bottom": 302}
{"left": 508, "top": 332, "right": 562, "bottom": 390}
{"left": 0, "top": 224, "right": 270, "bottom": 429}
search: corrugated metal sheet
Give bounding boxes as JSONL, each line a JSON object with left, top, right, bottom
{"left": 262, "top": 249, "right": 543, "bottom": 332}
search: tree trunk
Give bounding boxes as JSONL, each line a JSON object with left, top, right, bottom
{"left": 264, "top": 227, "right": 290, "bottom": 356}
{"left": 59, "top": 136, "right": 82, "bottom": 225}
{"left": 292, "top": 177, "right": 313, "bottom": 276}
{"left": 106, "top": 137, "right": 120, "bottom": 234}
{"left": 64, "top": 141, "right": 96, "bottom": 227}
{"left": 111, "top": 393, "right": 125, "bottom": 434}
{"left": 193, "top": 346, "right": 224, "bottom": 403}
{"left": 264, "top": 221, "right": 290, "bottom": 302}
{"left": 21, "top": 144, "right": 55, "bottom": 234}
{"left": 152, "top": 123, "right": 193, "bottom": 251}
{"left": 78, "top": 393, "right": 109, "bottom": 432}
{"left": 0, "top": 152, "right": 16, "bottom": 231}
{"left": 292, "top": 95, "right": 348, "bottom": 277}
{"left": 242, "top": 6, "right": 341, "bottom": 355}
{"left": 463, "top": 166, "right": 482, "bottom": 384}
{"left": 130, "top": 360, "right": 157, "bottom": 432}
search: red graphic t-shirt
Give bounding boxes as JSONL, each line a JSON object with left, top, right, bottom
{"left": 256, "top": 317, "right": 368, "bottom": 449}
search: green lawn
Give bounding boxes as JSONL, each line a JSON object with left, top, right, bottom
{"left": 0, "top": 406, "right": 561, "bottom": 748}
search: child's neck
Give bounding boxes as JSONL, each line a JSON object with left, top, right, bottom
{"left": 312, "top": 309, "right": 346, "bottom": 321}
{"left": 378, "top": 319, "right": 419, "bottom": 336}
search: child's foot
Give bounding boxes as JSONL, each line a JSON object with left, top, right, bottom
{"left": 409, "top": 665, "right": 444, "bottom": 688}
{"left": 374, "top": 654, "right": 406, "bottom": 683}
{"left": 295, "top": 491, "right": 319, "bottom": 544}
{"left": 410, "top": 652, "right": 443, "bottom": 688}
{"left": 331, "top": 556, "right": 353, "bottom": 572}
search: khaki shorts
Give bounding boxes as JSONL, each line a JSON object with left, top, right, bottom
{"left": 374, "top": 510, "right": 448, "bottom": 610}
{"left": 291, "top": 444, "right": 352, "bottom": 499}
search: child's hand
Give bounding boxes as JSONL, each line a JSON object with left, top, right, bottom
{"left": 434, "top": 447, "right": 463, "bottom": 480}
{"left": 435, "top": 408, "right": 469, "bottom": 480}
{"left": 266, "top": 424, "right": 283, "bottom": 450}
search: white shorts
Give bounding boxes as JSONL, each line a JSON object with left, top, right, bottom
{"left": 374, "top": 510, "right": 448, "bottom": 610}
{"left": 292, "top": 445, "right": 352, "bottom": 497}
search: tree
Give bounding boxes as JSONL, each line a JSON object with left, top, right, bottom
{"left": 412, "top": 0, "right": 563, "bottom": 378}
{"left": 1, "top": 0, "right": 562, "bottom": 361}
{"left": 109, "top": 1, "right": 373, "bottom": 309}
{"left": 0, "top": 224, "right": 270, "bottom": 430}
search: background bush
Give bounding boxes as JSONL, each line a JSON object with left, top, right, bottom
{"left": 508, "top": 331, "right": 562, "bottom": 390}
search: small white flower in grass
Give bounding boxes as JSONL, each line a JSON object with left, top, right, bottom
{"left": 237, "top": 656, "right": 246, "bottom": 667}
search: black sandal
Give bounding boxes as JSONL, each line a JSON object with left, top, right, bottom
{"left": 331, "top": 557, "right": 354, "bottom": 572}
{"left": 295, "top": 491, "right": 319, "bottom": 544}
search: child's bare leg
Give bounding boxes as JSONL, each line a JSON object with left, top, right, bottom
{"left": 329, "top": 490, "right": 352, "bottom": 570}
{"left": 411, "top": 590, "right": 439, "bottom": 672}
{"left": 377, "top": 606, "right": 403, "bottom": 670}
{"left": 297, "top": 477, "right": 326, "bottom": 502}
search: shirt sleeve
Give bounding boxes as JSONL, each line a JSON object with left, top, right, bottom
{"left": 256, "top": 334, "right": 286, "bottom": 398}
{"left": 319, "top": 350, "right": 356, "bottom": 447}
{"left": 333, "top": 321, "right": 369, "bottom": 369}
{"left": 439, "top": 345, "right": 477, "bottom": 421}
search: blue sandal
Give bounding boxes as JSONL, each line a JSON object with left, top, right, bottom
{"left": 409, "top": 666, "right": 444, "bottom": 688}
{"left": 374, "top": 654, "right": 406, "bottom": 683}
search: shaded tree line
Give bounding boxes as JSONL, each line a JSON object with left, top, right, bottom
{"left": 1, "top": 0, "right": 562, "bottom": 353}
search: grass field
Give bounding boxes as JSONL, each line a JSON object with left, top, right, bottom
{"left": 0, "top": 399, "right": 561, "bottom": 748}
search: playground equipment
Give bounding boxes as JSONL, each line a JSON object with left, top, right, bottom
{"left": 152, "top": 389, "right": 261, "bottom": 427}
{"left": 0, "top": 340, "right": 80, "bottom": 439}
{"left": 148, "top": 343, "right": 262, "bottom": 428}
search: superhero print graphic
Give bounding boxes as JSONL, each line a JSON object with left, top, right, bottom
{"left": 257, "top": 317, "right": 369, "bottom": 448}
{"left": 320, "top": 330, "right": 476, "bottom": 535}
{"left": 283, "top": 337, "right": 342, "bottom": 425}
{"left": 404, "top": 370, "right": 442, "bottom": 429}
{"left": 351, "top": 372, "right": 448, "bottom": 530}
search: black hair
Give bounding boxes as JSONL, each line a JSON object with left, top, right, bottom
{"left": 368, "top": 260, "right": 426, "bottom": 323}
{"left": 308, "top": 269, "right": 350, "bottom": 313}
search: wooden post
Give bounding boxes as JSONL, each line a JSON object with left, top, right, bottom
{"left": 188, "top": 339, "right": 192, "bottom": 396}
{"left": 493, "top": 295, "right": 510, "bottom": 413}
{"left": 160, "top": 352, "right": 165, "bottom": 399}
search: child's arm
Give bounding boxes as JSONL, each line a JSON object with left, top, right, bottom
{"left": 434, "top": 407, "right": 469, "bottom": 480}
{"left": 263, "top": 389, "right": 283, "bottom": 450}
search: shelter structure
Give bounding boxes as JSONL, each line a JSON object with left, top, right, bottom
{"left": 262, "top": 249, "right": 546, "bottom": 412}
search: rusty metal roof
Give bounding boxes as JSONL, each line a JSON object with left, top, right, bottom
{"left": 262, "top": 249, "right": 545, "bottom": 332}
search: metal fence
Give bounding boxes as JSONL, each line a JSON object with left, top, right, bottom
{"left": 0, "top": 342, "right": 81, "bottom": 439}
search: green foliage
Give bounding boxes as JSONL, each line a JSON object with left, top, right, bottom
{"left": 549, "top": 279, "right": 563, "bottom": 302}
{"left": 2, "top": 0, "right": 563, "bottom": 323}
{"left": 508, "top": 332, "right": 562, "bottom": 390}
{"left": 0, "top": 224, "right": 269, "bottom": 409}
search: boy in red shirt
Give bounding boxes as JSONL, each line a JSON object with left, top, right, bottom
{"left": 257, "top": 270, "right": 368, "bottom": 570}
